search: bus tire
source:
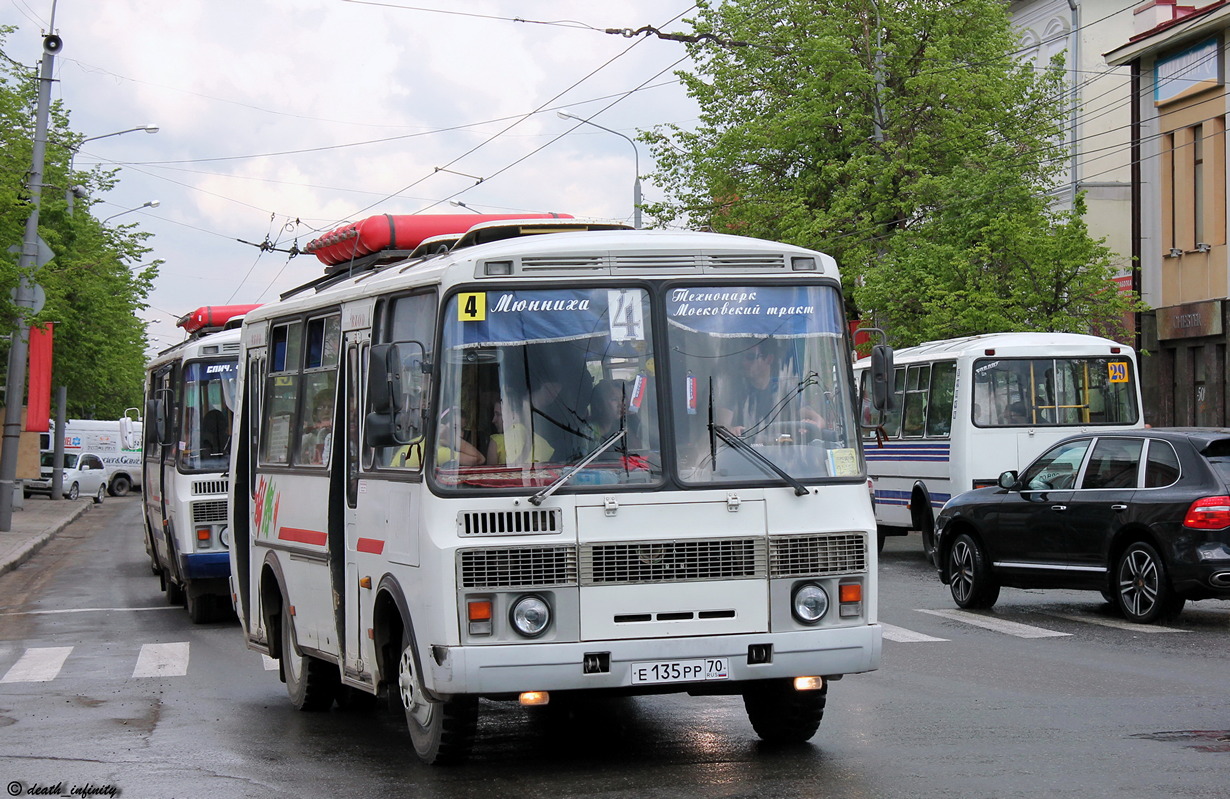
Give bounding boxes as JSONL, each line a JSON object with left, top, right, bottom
{"left": 186, "top": 590, "right": 214, "bottom": 624}
{"left": 281, "top": 604, "right": 338, "bottom": 711}
{"left": 742, "top": 678, "right": 827, "bottom": 744}
{"left": 109, "top": 474, "right": 131, "bottom": 497}
{"left": 397, "top": 620, "right": 477, "bottom": 765}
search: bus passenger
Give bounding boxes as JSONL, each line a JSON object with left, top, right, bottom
{"left": 487, "top": 399, "right": 553, "bottom": 465}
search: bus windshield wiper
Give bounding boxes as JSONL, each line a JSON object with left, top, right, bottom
{"left": 710, "top": 423, "right": 810, "bottom": 497}
{"left": 528, "top": 428, "right": 627, "bottom": 506}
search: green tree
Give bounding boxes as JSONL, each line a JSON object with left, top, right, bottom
{"left": 643, "top": 0, "right": 1139, "bottom": 346}
{"left": 0, "top": 25, "right": 159, "bottom": 418}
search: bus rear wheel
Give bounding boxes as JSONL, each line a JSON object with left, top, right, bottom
{"left": 397, "top": 624, "right": 476, "bottom": 765}
{"left": 281, "top": 604, "right": 338, "bottom": 711}
{"left": 742, "top": 678, "right": 827, "bottom": 744}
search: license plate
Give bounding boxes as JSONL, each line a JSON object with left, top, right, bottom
{"left": 630, "top": 658, "right": 729, "bottom": 685}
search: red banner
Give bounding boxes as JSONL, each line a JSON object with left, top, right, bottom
{"left": 26, "top": 324, "right": 53, "bottom": 432}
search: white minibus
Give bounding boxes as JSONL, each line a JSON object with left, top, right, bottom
{"left": 854, "top": 332, "right": 1143, "bottom": 552}
{"left": 229, "top": 214, "right": 889, "bottom": 764}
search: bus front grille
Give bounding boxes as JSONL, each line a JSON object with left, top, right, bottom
{"left": 769, "top": 533, "right": 867, "bottom": 578}
{"left": 458, "top": 546, "right": 578, "bottom": 588}
{"left": 458, "top": 508, "right": 561, "bottom": 536}
{"left": 192, "top": 500, "right": 228, "bottom": 525}
{"left": 580, "top": 538, "right": 767, "bottom": 585}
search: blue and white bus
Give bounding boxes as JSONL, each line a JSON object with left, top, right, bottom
{"left": 854, "top": 332, "right": 1144, "bottom": 553}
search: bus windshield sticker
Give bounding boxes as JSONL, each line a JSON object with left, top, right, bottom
{"left": 607, "top": 289, "right": 645, "bottom": 341}
{"left": 665, "top": 285, "right": 843, "bottom": 337}
{"left": 457, "top": 292, "right": 486, "bottom": 322}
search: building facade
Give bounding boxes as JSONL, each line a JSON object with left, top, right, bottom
{"left": 1107, "top": 1, "right": 1230, "bottom": 426}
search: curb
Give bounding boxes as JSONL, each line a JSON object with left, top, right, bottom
{"left": 0, "top": 502, "right": 93, "bottom": 577}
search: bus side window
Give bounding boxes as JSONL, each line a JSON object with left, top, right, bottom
{"left": 879, "top": 366, "right": 906, "bottom": 438}
{"left": 925, "top": 361, "right": 956, "bottom": 437}
{"left": 901, "top": 364, "right": 930, "bottom": 438}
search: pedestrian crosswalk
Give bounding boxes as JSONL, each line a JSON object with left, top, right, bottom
{"left": 0, "top": 606, "right": 1204, "bottom": 686}
{"left": 0, "top": 642, "right": 275, "bottom": 684}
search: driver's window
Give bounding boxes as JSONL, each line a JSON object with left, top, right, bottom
{"left": 372, "top": 290, "right": 436, "bottom": 470}
{"left": 1020, "top": 438, "right": 1091, "bottom": 491}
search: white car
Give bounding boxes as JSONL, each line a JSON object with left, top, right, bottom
{"left": 24, "top": 451, "right": 108, "bottom": 503}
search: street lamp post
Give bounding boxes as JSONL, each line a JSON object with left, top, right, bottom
{"left": 66, "top": 124, "right": 159, "bottom": 215}
{"left": 102, "top": 200, "right": 159, "bottom": 224}
{"left": 557, "top": 110, "right": 642, "bottom": 229}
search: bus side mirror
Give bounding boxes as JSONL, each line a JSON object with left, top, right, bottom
{"left": 148, "top": 392, "right": 174, "bottom": 447}
{"left": 870, "top": 344, "right": 895, "bottom": 411}
{"left": 366, "top": 342, "right": 424, "bottom": 447}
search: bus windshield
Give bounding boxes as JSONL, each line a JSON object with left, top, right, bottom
{"left": 434, "top": 287, "right": 664, "bottom": 489}
{"left": 972, "top": 356, "right": 1139, "bottom": 427}
{"left": 667, "top": 285, "right": 860, "bottom": 484}
{"left": 178, "top": 360, "right": 238, "bottom": 472}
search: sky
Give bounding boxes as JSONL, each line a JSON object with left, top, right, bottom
{"left": 0, "top": 0, "right": 700, "bottom": 353}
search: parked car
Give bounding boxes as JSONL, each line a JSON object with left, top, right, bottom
{"left": 24, "top": 451, "right": 108, "bottom": 503}
{"left": 932, "top": 428, "right": 1230, "bottom": 623}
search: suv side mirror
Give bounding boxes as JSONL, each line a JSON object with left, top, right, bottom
{"left": 997, "top": 470, "right": 1019, "bottom": 490}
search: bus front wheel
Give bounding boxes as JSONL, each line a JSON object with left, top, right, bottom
{"left": 742, "top": 678, "right": 827, "bottom": 744}
{"left": 396, "top": 622, "right": 477, "bottom": 765}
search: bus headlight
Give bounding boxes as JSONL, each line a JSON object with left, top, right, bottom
{"left": 509, "top": 595, "right": 551, "bottom": 638}
{"left": 791, "top": 583, "right": 829, "bottom": 624}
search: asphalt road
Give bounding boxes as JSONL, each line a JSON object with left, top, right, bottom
{"left": 1, "top": 498, "right": 1227, "bottom": 799}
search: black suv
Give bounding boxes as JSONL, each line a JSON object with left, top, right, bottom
{"left": 932, "top": 428, "right": 1230, "bottom": 623}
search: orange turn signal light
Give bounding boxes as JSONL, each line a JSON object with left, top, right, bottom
{"left": 839, "top": 584, "right": 862, "bottom": 603}
{"left": 468, "top": 599, "right": 493, "bottom": 622}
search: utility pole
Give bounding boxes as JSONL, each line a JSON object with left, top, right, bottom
{"left": 0, "top": 21, "right": 62, "bottom": 531}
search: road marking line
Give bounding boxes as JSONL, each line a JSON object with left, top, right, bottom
{"left": 915, "top": 608, "right": 1072, "bottom": 638}
{"left": 132, "top": 642, "right": 190, "bottom": 678}
{"left": 1047, "top": 613, "right": 1189, "bottom": 633}
{"left": 0, "top": 606, "right": 182, "bottom": 617}
{"left": 262, "top": 654, "right": 279, "bottom": 671}
{"left": 881, "top": 623, "right": 948, "bottom": 642}
{"left": 1, "top": 647, "right": 73, "bottom": 683}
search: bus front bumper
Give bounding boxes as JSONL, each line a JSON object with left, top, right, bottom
{"left": 425, "top": 624, "right": 882, "bottom": 697}
{"left": 179, "top": 551, "right": 231, "bottom": 580}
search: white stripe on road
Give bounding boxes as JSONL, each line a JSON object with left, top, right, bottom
{"left": 0, "top": 606, "right": 181, "bottom": 617}
{"left": 132, "top": 642, "right": 190, "bottom": 678}
{"left": 1, "top": 646, "right": 73, "bottom": 683}
{"left": 881, "top": 622, "right": 948, "bottom": 642}
{"left": 262, "top": 654, "right": 279, "bottom": 671}
{"left": 1047, "top": 613, "right": 1188, "bottom": 633}
{"left": 915, "top": 608, "right": 1072, "bottom": 638}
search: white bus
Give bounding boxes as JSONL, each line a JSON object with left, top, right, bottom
{"left": 143, "top": 304, "right": 258, "bottom": 623}
{"left": 854, "top": 332, "right": 1144, "bottom": 553}
{"left": 228, "top": 215, "right": 887, "bottom": 764}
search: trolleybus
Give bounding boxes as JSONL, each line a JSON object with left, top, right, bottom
{"left": 855, "top": 332, "right": 1144, "bottom": 553}
{"left": 144, "top": 304, "right": 258, "bottom": 622}
{"left": 229, "top": 213, "right": 887, "bottom": 764}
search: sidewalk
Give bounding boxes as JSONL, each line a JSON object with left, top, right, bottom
{"left": 0, "top": 496, "right": 94, "bottom": 575}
